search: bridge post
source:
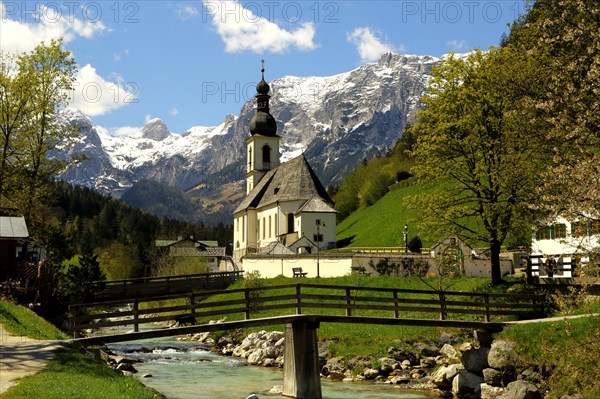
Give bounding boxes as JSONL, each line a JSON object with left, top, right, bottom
{"left": 282, "top": 317, "right": 322, "bottom": 399}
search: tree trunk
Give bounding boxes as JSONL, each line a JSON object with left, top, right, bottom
{"left": 490, "top": 239, "right": 502, "bottom": 285}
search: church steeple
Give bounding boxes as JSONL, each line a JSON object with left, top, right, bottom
{"left": 250, "top": 60, "right": 277, "bottom": 136}
{"left": 245, "top": 60, "right": 281, "bottom": 194}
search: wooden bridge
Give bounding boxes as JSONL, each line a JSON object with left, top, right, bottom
{"left": 69, "top": 283, "right": 545, "bottom": 399}
{"left": 91, "top": 271, "right": 243, "bottom": 300}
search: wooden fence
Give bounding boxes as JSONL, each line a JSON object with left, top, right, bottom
{"left": 70, "top": 283, "right": 545, "bottom": 338}
{"left": 92, "top": 271, "right": 243, "bottom": 300}
{"left": 70, "top": 284, "right": 545, "bottom": 336}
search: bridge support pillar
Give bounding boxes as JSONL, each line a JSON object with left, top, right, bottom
{"left": 282, "top": 318, "right": 322, "bottom": 399}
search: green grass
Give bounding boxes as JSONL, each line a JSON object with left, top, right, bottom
{"left": 0, "top": 348, "right": 163, "bottom": 399}
{"left": 336, "top": 181, "right": 441, "bottom": 248}
{"left": 497, "top": 301, "right": 600, "bottom": 399}
{"left": 0, "top": 299, "right": 66, "bottom": 340}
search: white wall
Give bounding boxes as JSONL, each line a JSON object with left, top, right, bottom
{"left": 299, "top": 212, "right": 337, "bottom": 250}
{"left": 242, "top": 255, "right": 353, "bottom": 278}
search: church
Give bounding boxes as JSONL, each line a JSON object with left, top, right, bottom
{"left": 232, "top": 66, "right": 337, "bottom": 265}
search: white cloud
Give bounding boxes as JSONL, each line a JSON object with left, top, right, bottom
{"left": 447, "top": 39, "right": 468, "bottom": 51}
{"left": 202, "top": 0, "right": 318, "bottom": 53}
{"left": 69, "top": 64, "right": 138, "bottom": 116}
{"left": 347, "top": 27, "right": 399, "bottom": 63}
{"left": 169, "top": 108, "right": 179, "bottom": 116}
{"left": 0, "top": 2, "right": 107, "bottom": 54}
{"left": 175, "top": 4, "right": 199, "bottom": 20}
{"left": 145, "top": 114, "right": 153, "bottom": 123}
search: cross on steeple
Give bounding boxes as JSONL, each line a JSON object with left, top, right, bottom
{"left": 261, "top": 59, "right": 265, "bottom": 78}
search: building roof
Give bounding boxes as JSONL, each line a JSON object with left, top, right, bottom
{"left": 234, "top": 154, "right": 334, "bottom": 214}
{"left": 0, "top": 216, "right": 29, "bottom": 239}
{"left": 296, "top": 196, "right": 336, "bottom": 214}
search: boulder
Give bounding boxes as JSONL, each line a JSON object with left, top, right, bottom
{"left": 483, "top": 368, "right": 503, "bottom": 386}
{"left": 387, "top": 346, "right": 417, "bottom": 363}
{"left": 247, "top": 349, "right": 267, "bottom": 365}
{"left": 440, "top": 344, "right": 462, "bottom": 364}
{"left": 431, "top": 364, "right": 464, "bottom": 389}
{"left": 416, "top": 342, "right": 440, "bottom": 357}
{"left": 452, "top": 370, "right": 484, "bottom": 395}
{"left": 461, "top": 346, "right": 490, "bottom": 373}
{"left": 480, "top": 383, "right": 505, "bottom": 399}
{"left": 377, "top": 357, "right": 398, "bottom": 375}
{"left": 325, "top": 356, "right": 346, "bottom": 373}
{"left": 488, "top": 340, "right": 517, "bottom": 370}
{"left": 498, "top": 380, "right": 541, "bottom": 399}
{"left": 348, "top": 356, "right": 372, "bottom": 370}
{"left": 362, "top": 368, "right": 380, "bottom": 380}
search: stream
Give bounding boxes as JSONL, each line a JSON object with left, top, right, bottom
{"left": 107, "top": 338, "right": 441, "bottom": 399}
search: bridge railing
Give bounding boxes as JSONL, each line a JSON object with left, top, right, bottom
{"left": 91, "top": 271, "right": 244, "bottom": 300}
{"left": 69, "top": 283, "right": 545, "bottom": 337}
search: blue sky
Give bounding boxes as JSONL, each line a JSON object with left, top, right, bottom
{"left": 1, "top": 1, "right": 527, "bottom": 132}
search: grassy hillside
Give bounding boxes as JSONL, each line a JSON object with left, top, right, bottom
{"left": 336, "top": 180, "right": 441, "bottom": 248}
{"left": 0, "top": 299, "right": 66, "bottom": 340}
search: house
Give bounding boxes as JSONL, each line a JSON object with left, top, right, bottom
{"left": 530, "top": 216, "right": 600, "bottom": 278}
{"left": 155, "top": 238, "right": 227, "bottom": 272}
{"left": 0, "top": 216, "right": 29, "bottom": 280}
{"left": 232, "top": 66, "right": 337, "bottom": 264}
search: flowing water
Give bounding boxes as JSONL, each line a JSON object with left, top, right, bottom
{"left": 107, "top": 338, "right": 440, "bottom": 399}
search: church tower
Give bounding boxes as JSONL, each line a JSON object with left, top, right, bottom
{"left": 245, "top": 61, "right": 280, "bottom": 194}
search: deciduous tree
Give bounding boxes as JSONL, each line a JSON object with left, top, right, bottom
{"left": 409, "top": 48, "right": 550, "bottom": 285}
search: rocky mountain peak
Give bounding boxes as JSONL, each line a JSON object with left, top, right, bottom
{"left": 57, "top": 51, "right": 441, "bottom": 224}
{"left": 142, "top": 118, "right": 171, "bottom": 141}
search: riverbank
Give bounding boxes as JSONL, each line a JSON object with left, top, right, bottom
{"left": 169, "top": 311, "right": 598, "bottom": 399}
{"left": 0, "top": 298, "right": 166, "bottom": 399}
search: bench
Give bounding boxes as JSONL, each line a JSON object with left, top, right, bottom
{"left": 292, "top": 267, "right": 308, "bottom": 277}
{"left": 351, "top": 266, "right": 371, "bottom": 275}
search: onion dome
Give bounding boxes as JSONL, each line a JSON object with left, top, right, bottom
{"left": 250, "top": 60, "right": 278, "bottom": 136}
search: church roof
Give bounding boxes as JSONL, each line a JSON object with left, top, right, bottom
{"left": 296, "top": 196, "right": 336, "bottom": 214}
{"left": 234, "top": 154, "right": 334, "bottom": 214}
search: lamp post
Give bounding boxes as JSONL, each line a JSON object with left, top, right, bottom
{"left": 316, "top": 219, "right": 325, "bottom": 278}
{"left": 404, "top": 224, "right": 408, "bottom": 254}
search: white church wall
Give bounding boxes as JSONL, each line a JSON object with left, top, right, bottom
{"left": 256, "top": 205, "right": 279, "bottom": 247}
{"left": 242, "top": 255, "right": 353, "bottom": 278}
{"left": 299, "top": 212, "right": 337, "bottom": 250}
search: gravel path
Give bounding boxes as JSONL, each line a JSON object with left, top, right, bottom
{"left": 0, "top": 324, "right": 62, "bottom": 394}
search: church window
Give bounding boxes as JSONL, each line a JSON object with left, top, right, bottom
{"left": 242, "top": 217, "right": 245, "bottom": 242}
{"left": 248, "top": 148, "right": 252, "bottom": 171}
{"left": 262, "top": 145, "right": 271, "bottom": 168}
{"left": 263, "top": 217, "right": 266, "bottom": 239}
{"left": 257, "top": 219, "right": 260, "bottom": 239}
{"left": 236, "top": 218, "right": 239, "bottom": 232}
{"left": 269, "top": 216, "right": 272, "bottom": 237}
{"left": 287, "top": 213, "right": 294, "bottom": 234}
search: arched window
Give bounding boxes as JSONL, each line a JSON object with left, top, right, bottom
{"left": 248, "top": 148, "right": 252, "bottom": 171}
{"left": 287, "top": 213, "right": 294, "bottom": 234}
{"left": 268, "top": 215, "right": 272, "bottom": 238}
{"left": 262, "top": 144, "right": 271, "bottom": 168}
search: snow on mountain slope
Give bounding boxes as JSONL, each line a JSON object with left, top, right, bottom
{"left": 58, "top": 52, "right": 439, "bottom": 218}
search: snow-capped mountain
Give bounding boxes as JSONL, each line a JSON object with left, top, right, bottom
{"left": 57, "top": 52, "right": 439, "bottom": 221}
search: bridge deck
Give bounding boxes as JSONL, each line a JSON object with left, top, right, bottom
{"left": 66, "top": 314, "right": 506, "bottom": 347}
